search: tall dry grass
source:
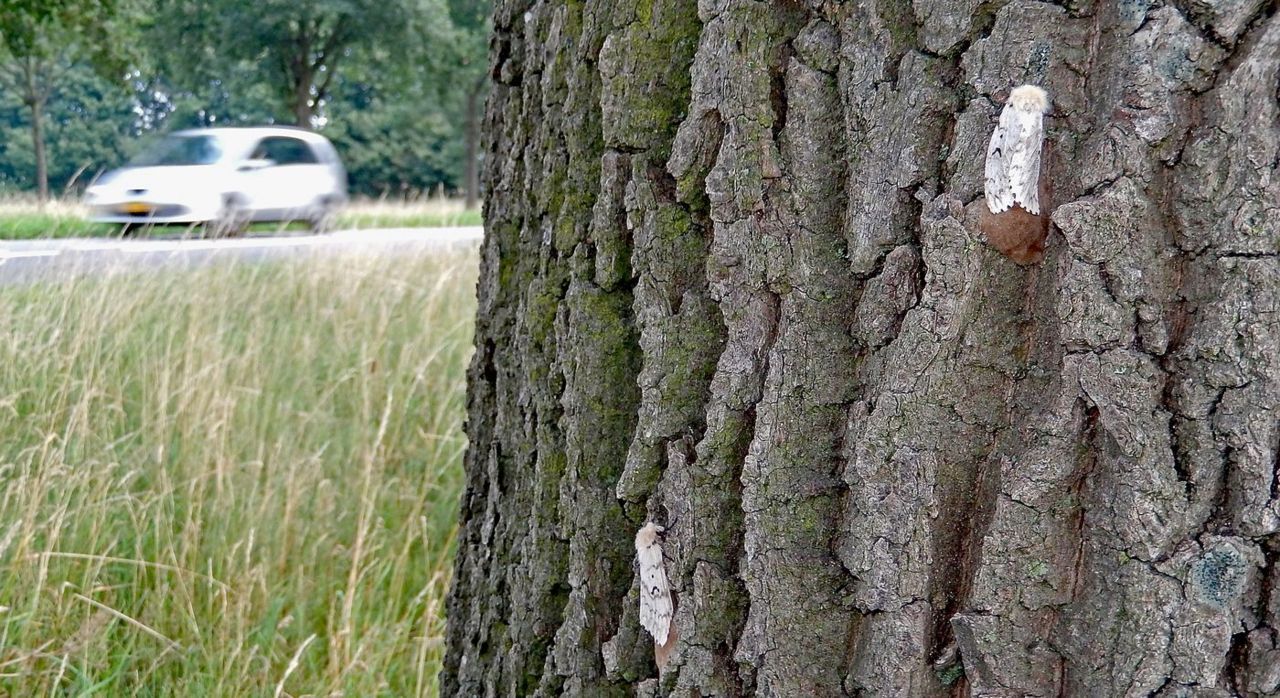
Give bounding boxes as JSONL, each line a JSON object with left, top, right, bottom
{"left": 0, "top": 248, "right": 477, "bottom": 695}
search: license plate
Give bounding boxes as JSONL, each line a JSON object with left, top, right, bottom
{"left": 121, "top": 202, "right": 153, "bottom": 214}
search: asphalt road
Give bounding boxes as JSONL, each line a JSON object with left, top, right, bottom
{"left": 0, "top": 227, "right": 484, "bottom": 285}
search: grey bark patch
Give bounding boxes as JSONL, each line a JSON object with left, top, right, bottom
{"left": 1057, "top": 259, "right": 1135, "bottom": 350}
{"left": 961, "top": 1, "right": 1073, "bottom": 97}
{"left": 793, "top": 18, "right": 838, "bottom": 73}
{"left": 1182, "top": 0, "right": 1271, "bottom": 43}
{"left": 1174, "top": 14, "right": 1280, "bottom": 255}
{"left": 855, "top": 244, "right": 924, "bottom": 349}
{"left": 945, "top": 99, "right": 999, "bottom": 204}
{"left": 913, "top": 0, "right": 985, "bottom": 55}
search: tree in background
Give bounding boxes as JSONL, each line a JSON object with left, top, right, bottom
{"left": 0, "top": 0, "right": 134, "bottom": 201}
{"left": 137, "top": 72, "right": 284, "bottom": 131}
{"left": 0, "top": 63, "right": 136, "bottom": 194}
{"left": 447, "top": 0, "right": 489, "bottom": 209}
{"left": 444, "top": 1, "right": 1280, "bottom": 695}
{"left": 317, "top": 0, "right": 482, "bottom": 198}
{"left": 324, "top": 75, "right": 462, "bottom": 198}
{"left": 154, "top": 0, "right": 427, "bottom": 128}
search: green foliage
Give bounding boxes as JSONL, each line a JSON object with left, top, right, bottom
{"left": 145, "top": 72, "right": 286, "bottom": 129}
{"left": 0, "top": 0, "right": 140, "bottom": 78}
{"left": 151, "top": 0, "right": 448, "bottom": 125}
{"left": 0, "top": 62, "right": 137, "bottom": 191}
{"left": 0, "top": 0, "right": 491, "bottom": 200}
{"left": 0, "top": 208, "right": 114, "bottom": 238}
{"left": 0, "top": 0, "right": 143, "bottom": 199}
{"left": 325, "top": 78, "right": 464, "bottom": 197}
{"left": 1, "top": 0, "right": 119, "bottom": 54}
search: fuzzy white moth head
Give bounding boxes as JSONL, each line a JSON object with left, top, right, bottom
{"left": 984, "top": 84, "right": 1050, "bottom": 215}
{"left": 634, "top": 522, "right": 672, "bottom": 646}
{"left": 635, "top": 522, "right": 664, "bottom": 549}
{"left": 1008, "top": 84, "right": 1049, "bottom": 114}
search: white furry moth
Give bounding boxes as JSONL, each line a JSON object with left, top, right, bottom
{"left": 985, "top": 84, "right": 1050, "bottom": 215}
{"left": 634, "top": 522, "right": 672, "bottom": 646}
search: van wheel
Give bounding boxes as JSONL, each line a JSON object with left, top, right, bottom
{"left": 307, "top": 200, "right": 337, "bottom": 233}
{"left": 210, "top": 197, "right": 249, "bottom": 237}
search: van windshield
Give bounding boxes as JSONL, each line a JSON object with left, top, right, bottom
{"left": 130, "top": 135, "right": 223, "bottom": 166}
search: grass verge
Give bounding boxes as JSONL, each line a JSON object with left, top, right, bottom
{"left": 0, "top": 197, "right": 483, "bottom": 240}
{"left": 0, "top": 249, "right": 477, "bottom": 695}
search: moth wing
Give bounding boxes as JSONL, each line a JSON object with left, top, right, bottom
{"left": 1005, "top": 109, "right": 1044, "bottom": 215}
{"left": 637, "top": 544, "right": 672, "bottom": 645}
{"left": 984, "top": 104, "right": 1021, "bottom": 214}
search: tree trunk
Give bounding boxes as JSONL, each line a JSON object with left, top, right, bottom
{"left": 291, "top": 86, "right": 313, "bottom": 129}
{"left": 444, "top": 2, "right": 1280, "bottom": 696}
{"left": 22, "top": 58, "right": 49, "bottom": 204}
{"left": 287, "top": 26, "right": 316, "bottom": 129}
{"left": 28, "top": 96, "right": 48, "bottom": 204}
{"left": 463, "top": 77, "right": 483, "bottom": 210}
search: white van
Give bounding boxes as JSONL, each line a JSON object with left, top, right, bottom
{"left": 85, "top": 127, "right": 348, "bottom": 234}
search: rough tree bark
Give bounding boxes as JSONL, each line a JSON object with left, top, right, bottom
{"left": 443, "top": 1, "right": 1280, "bottom": 695}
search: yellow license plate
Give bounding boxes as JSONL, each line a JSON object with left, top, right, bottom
{"left": 121, "top": 202, "right": 153, "bottom": 214}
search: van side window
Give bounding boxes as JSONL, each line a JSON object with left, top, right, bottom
{"left": 253, "top": 137, "right": 320, "bottom": 165}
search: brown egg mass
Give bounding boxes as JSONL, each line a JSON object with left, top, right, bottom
{"left": 978, "top": 203, "right": 1050, "bottom": 264}
{"left": 978, "top": 151, "right": 1053, "bottom": 265}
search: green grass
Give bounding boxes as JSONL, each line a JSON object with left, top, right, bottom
{"left": 336, "top": 205, "right": 482, "bottom": 230}
{"left": 0, "top": 211, "right": 114, "bottom": 239}
{"left": 0, "top": 249, "right": 478, "bottom": 696}
{"left": 0, "top": 198, "right": 483, "bottom": 240}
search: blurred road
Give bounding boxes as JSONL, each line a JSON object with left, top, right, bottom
{"left": 0, "top": 227, "right": 484, "bottom": 285}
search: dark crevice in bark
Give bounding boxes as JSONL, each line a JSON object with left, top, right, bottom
{"left": 880, "top": 2, "right": 918, "bottom": 87}
{"left": 1159, "top": 240, "right": 1193, "bottom": 355}
{"left": 726, "top": 400, "right": 761, "bottom": 696}
{"left": 1257, "top": 540, "right": 1279, "bottom": 610}
{"left": 918, "top": 1, "right": 1002, "bottom": 61}
{"left": 769, "top": 45, "right": 792, "bottom": 143}
{"left": 971, "top": 2, "right": 1002, "bottom": 44}
{"left": 928, "top": 430, "right": 1003, "bottom": 673}
{"left": 1167, "top": 420, "right": 1194, "bottom": 491}
{"left": 491, "top": 35, "right": 514, "bottom": 82}
{"left": 842, "top": 611, "right": 869, "bottom": 696}
{"left": 1233, "top": 539, "right": 1277, "bottom": 691}
{"left": 1198, "top": 391, "right": 1236, "bottom": 539}
{"left": 1227, "top": 628, "right": 1252, "bottom": 693}
{"left": 1069, "top": 403, "right": 1101, "bottom": 599}
{"left": 1216, "top": 250, "right": 1280, "bottom": 259}
{"left": 479, "top": 339, "right": 498, "bottom": 396}
{"left": 1269, "top": 434, "right": 1280, "bottom": 509}
{"left": 850, "top": 235, "right": 896, "bottom": 284}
